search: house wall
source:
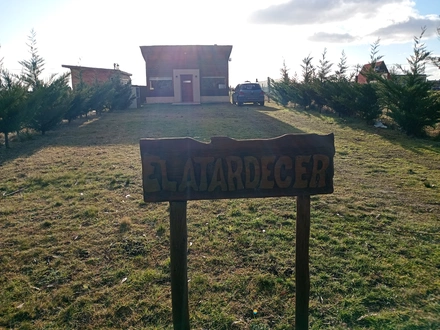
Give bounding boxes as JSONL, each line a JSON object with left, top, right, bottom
{"left": 69, "top": 68, "right": 131, "bottom": 90}
{"left": 200, "top": 96, "right": 230, "bottom": 103}
{"left": 141, "top": 45, "right": 232, "bottom": 104}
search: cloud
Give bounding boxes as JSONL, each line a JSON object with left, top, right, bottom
{"left": 250, "top": 0, "right": 403, "bottom": 25}
{"left": 308, "top": 32, "right": 358, "bottom": 43}
{"left": 368, "top": 16, "right": 440, "bottom": 42}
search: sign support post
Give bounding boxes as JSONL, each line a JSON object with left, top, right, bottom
{"left": 169, "top": 201, "right": 190, "bottom": 330}
{"left": 295, "top": 195, "right": 311, "bottom": 330}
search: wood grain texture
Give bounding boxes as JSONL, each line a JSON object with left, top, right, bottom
{"left": 296, "top": 195, "right": 311, "bottom": 330}
{"left": 169, "top": 201, "right": 190, "bottom": 329}
{"left": 140, "top": 134, "right": 334, "bottom": 202}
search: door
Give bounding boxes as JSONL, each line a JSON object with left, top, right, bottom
{"left": 180, "top": 74, "right": 193, "bottom": 102}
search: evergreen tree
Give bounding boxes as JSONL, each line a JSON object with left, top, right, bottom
{"left": 87, "top": 80, "right": 113, "bottom": 115}
{"left": 324, "top": 79, "right": 357, "bottom": 116}
{"left": 376, "top": 28, "right": 440, "bottom": 136}
{"left": 64, "top": 77, "right": 91, "bottom": 123}
{"left": 269, "top": 61, "right": 297, "bottom": 106}
{"left": 19, "top": 29, "right": 70, "bottom": 134}
{"left": 311, "top": 49, "right": 333, "bottom": 112}
{"left": 351, "top": 42, "right": 382, "bottom": 121}
{"left": 334, "top": 50, "right": 348, "bottom": 81}
{"left": 18, "top": 29, "right": 47, "bottom": 90}
{"left": 354, "top": 83, "right": 381, "bottom": 122}
{"left": 317, "top": 48, "right": 332, "bottom": 83}
{"left": 297, "top": 55, "right": 315, "bottom": 108}
{"left": 301, "top": 54, "right": 315, "bottom": 84}
{"left": 109, "top": 73, "right": 135, "bottom": 111}
{"left": 0, "top": 70, "right": 28, "bottom": 147}
{"left": 27, "top": 74, "right": 70, "bottom": 135}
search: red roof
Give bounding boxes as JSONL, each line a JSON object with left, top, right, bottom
{"left": 357, "top": 61, "right": 389, "bottom": 84}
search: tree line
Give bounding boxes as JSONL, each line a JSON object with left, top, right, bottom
{"left": 269, "top": 28, "right": 440, "bottom": 137}
{"left": 0, "top": 30, "right": 134, "bottom": 148}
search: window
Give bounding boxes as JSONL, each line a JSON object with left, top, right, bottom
{"left": 201, "top": 76, "right": 227, "bottom": 96}
{"left": 149, "top": 77, "right": 173, "bottom": 91}
{"left": 201, "top": 77, "right": 226, "bottom": 90}
{"left": 240, "top": 83, "right": 261, "bottom": 91}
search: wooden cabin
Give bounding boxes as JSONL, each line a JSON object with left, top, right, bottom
{"left": 139, "top": 45, "right": 233, "bottom": 104}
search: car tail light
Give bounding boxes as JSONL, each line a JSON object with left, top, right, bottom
{"left": 239, "top": 91, "right": 245, "bottom": 95}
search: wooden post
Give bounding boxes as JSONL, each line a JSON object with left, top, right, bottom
{"left": 296, "top": 195, "right": 311, "bottom": 330}
{"left": 169, "top": 201, "right": 190, "bottom": 330}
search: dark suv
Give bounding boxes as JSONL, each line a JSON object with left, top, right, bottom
{"left": 231, "top": 82, "right": 264, "bottom": 106}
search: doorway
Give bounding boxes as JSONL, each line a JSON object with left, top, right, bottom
{"left": 180, "top": 74, "right": 193, "bottom": 102}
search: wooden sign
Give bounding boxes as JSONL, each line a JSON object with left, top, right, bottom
{"left": 140, "top": 134, "right": 334, "bottom": 202}
{"left": 139, "top": 134, "right": 335, "bottom": 330}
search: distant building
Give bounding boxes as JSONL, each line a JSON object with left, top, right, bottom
{"left": 356, "top": 61, "right": 390, "bottom": 84}
{"left": 61, "top": 65, "right": 132, "bottom": 90}
{"left": 139, "top": 45, "right": 233, "bottom": 104}
{"left": 429, "top": 79, "right": 440, "bottom": 90}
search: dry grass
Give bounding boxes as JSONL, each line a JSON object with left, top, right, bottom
{"left": 0, "top": 103, "right": 439, "bottom": 329}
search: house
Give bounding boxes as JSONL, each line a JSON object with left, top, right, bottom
{"left": 139, "top": 45, "right": 233, "bottom": 104}
{"left": 61, "top": 64, "right": 132, "bottom": 90}
{"left": 356, "top": 61, "right": 390, "bottom": 84}
{"left": 429, "top": 79, "right": 440, "bottom": 90}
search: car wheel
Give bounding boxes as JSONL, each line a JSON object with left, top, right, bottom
{"left": 260, "top": 101, "right": 265, "bottom": 106}
{"left": 238, "top": 102, "right": 243, "bottom": 106}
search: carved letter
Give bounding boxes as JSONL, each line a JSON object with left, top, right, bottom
{"left": 244, "top": 156, "right": 260, "bottom": 189}
{"left": 143, "top": 156, "right": 161, "bottom": 193}
{"left": 260, "top": 156, "right": 276, "bottom": 189}
{"left": 293, "top": 155, "right": 311, "bottom": 189}
{"left": 309, "top": 154, "right": 329, "bottom": 188}
{"left": 208, "top": 158, "right": 228, "bottom": 192}
{"left": 226, "top": 156, "right": 244, "bottom": 191}
{"left": 194, "top": 157, "right": 214, "bottom": 191}
{"left": 178, "top": 158, "right": 199, "bottom": 192}
{"left": 274, "top": 156, "right": 293, "bottom": 188}
{"left": 155, "top": 159, "right": 177, "bottom": 191}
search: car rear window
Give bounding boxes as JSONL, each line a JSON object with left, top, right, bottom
{"left": 240, "top": 84, "right": 261, "bottom": 91}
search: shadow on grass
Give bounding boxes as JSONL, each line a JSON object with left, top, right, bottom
{"left": 288, "top": 104, "right": 440, "bottom": 155}
{"left": 0, "top": 103, "right": 305, "bottom": 165}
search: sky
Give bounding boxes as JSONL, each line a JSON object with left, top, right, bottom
{"left": 0, "top": 0, "right": 439, "bottom": 86}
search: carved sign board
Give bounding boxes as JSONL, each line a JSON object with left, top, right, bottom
{"left": 140, "top": 134, "right": 334, "bottom": 202}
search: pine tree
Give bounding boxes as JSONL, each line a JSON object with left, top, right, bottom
{"left": 0, "top": 70, "right": 27, "bottom": 147}
{"left": 301, "top": 55, "right": 315, "bottom": 84}
{"left": 351, "top": 41, "right": 382, "bottom": 121}
{"left": 311, "top": 49, "right": 334, "bottom": 112}
{"left": 109, "top": 73, "right": 135, "bottom": 111}
{"left": 28, "top": 74, "right": 70, "bottom": 135}
{"left": 64, "top": 74, "right": 91, "bottom": 123}
{"left": 269, "top": 61, "right": 296, "bottom": 106}
{"left": 317, "top": 48, "right": 333, "bottom": 83}
{"left": 18, "top": 29, "right": 47, "bottom": 90}
{"left": 19, "top": 29, "right": 69, "bottom": 134}
{"left": 376, "top": 28, "right": 440, "bottom": 136}
{"left": 297, "top": 55, "right": 315, "bottom": 108}
{"left": 334, "top": 50, "right": 348, "bottom": 81}
{"left": 87, "top": 80, "right": 113, "bottom": 115}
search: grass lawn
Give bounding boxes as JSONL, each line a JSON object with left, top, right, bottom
{"left": 0, "top": 103, "right": 439, "bottom": 329}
